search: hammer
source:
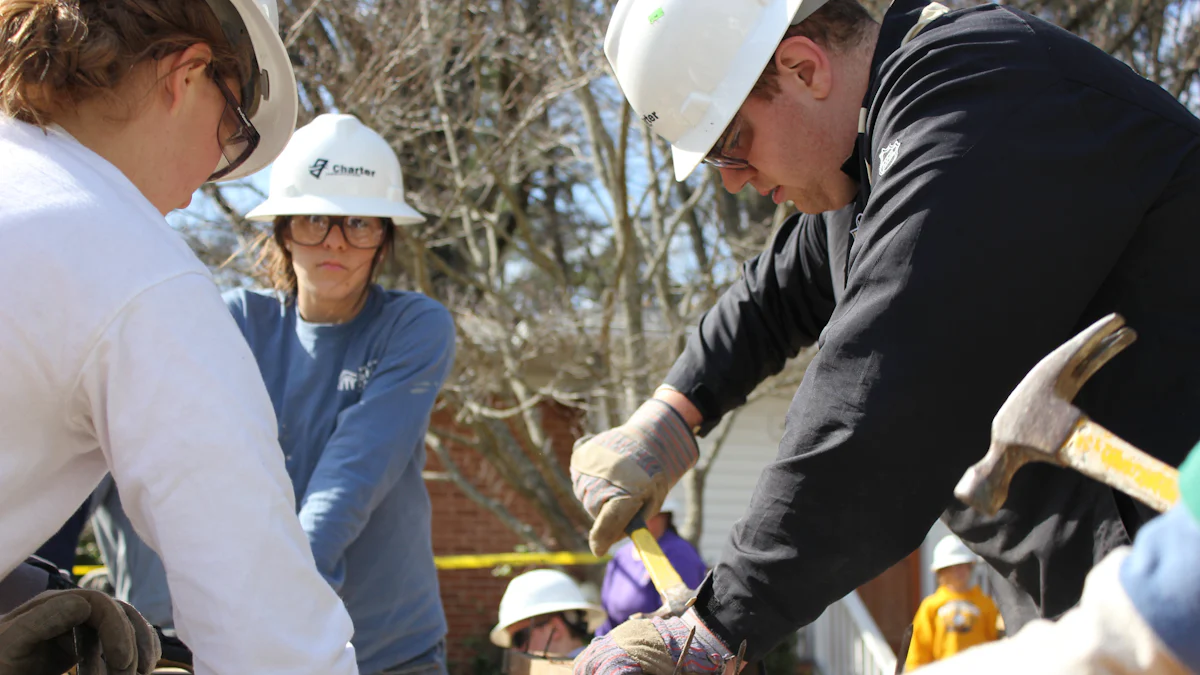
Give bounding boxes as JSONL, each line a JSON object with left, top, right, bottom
{"left": 624, "top": 514, "right": 693, "bottom": 616}
{"left": 955, "top": 313, "right": 1180, "bottom": 516}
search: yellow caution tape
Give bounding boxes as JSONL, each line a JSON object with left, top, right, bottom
{"left": 73, "top": 551, "right": 606, "bottom": 578}
{"left": 433, "top": 551, "right": 609, "bottom": 569}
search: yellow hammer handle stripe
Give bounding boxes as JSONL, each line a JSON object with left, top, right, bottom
{"left": 74, "top": 551, "right": 609, "bottom": 577}
{"left": 1062, "top": 417, "right": 1180, "bottom": 513}
{"left": 629, "top": 527, "right": 686, "bottom": 594}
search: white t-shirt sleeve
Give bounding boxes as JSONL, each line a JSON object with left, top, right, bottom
{"left": 74, "top": 272, "right": 357, "bottom": 675}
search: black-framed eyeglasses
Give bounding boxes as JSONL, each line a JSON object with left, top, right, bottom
{"left": 288, "top": 215, "right": 388, "bottom": 249}
{"left": 702, "top": 114, "right": 750, "bottom": 171}
{"left": 208, "top": 67, "right": 261, "bottom": 181}
{"left": 511, "top": 624, "right": 533, "bottom": 651}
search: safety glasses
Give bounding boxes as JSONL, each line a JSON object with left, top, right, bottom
{"left": 702, "top": 114, "right": 750, "bottom": 171}
{"left": 511, "top": 624, "right": 533, "bottom": 652}
{"left": 288, "top": 215, "right": 388, "bottom": 249}
{"left": 207, "top": 67, "right": 261, "bottom": 181}
{"left": 511, "top": 617, "right": 558, "bottom": 654}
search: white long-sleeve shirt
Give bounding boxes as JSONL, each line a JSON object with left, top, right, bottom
{"left": 0, "top": 118, "right": 358, "bottom": 675}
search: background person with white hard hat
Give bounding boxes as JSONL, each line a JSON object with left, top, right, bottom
{"left": 595, "top": 489, "right": 706, "bottom": 636}
{"left": 909, "top": 445, "right": 1200, "bottom": 675}
{"left": 94, "top": 113, "right": 456, "bottom": 675}
{"left": 571, "top": 0, "right": 1200, "bottom": 670}
{"left": 492, "top": 570, "right": 607, "bottom": 659}
{"left": 902, "top": 536, "right": 999, "bottom": 670}
{"left": 0, "top": 0, "right": 359, "bottom": 673}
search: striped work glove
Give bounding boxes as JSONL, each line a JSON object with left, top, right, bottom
{"left": 571, "top": 399, "right": 699, "bottom": 556}
{"left": 573, "top": 610, "right": 733, "bottom": 675}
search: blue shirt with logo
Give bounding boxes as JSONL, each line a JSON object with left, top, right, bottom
{"left": 225, "top": 285, "right": 454, "bottom": 674}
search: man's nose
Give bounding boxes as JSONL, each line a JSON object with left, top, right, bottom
{"left": 718, "top": 166, "right": 752, "bottom": 194}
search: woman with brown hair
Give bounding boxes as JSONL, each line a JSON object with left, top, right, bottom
{"left": 0, "top": 1, "right": 358, "bottom": 673}
{"left": 95, "top": 113, "right": 456, "bottom": 675}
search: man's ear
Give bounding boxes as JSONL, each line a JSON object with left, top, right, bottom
{"left": 159, "top": 43, "right": 215, "bottom": 115}
{"left": 774, "top": 36, "right": 834, "bottom": 100}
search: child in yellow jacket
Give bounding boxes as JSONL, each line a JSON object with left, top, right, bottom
{"left": 905, "top": 535, "right": 1000, "bottom": 669}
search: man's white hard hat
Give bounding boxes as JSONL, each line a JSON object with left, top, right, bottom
{"left": 930, "top": 535, "right": 979, "bottom": 572}
{"left": 604, "top": 0, "right": 831, "bottom": 182}
{"left": 246, "top": 114, "right": 425, "bottom": 223}
{"left": 203, "top": 0, "right": 299, "bottom": 182}
{"left": 489, "top": 569, "right": 607, "bottom": 648}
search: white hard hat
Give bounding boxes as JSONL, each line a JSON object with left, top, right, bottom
{"left": 202, "top": 0, "right": 298, "bottom": 182}
{"left": 246, "top": 114, "right": 425, "bottom": 224}
{"left": 489, "top": 570, "right": 607, "bottom": 648}
{"left": 604, "top": 0, "right": 830, "bottom": 181}
{"left": 930, "top": 535, "right": 979, "bottom": 572}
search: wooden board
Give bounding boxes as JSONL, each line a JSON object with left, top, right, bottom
{"left": 503, "top": 649, "right": 575, "bottom": 675}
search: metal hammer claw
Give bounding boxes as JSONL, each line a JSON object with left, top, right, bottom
{"left": 956, "top": 313, "right": 1180, "bottom": 515}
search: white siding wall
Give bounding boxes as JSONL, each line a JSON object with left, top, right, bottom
{"left": 694, "top": 395, "right": 793, "bottom": 564}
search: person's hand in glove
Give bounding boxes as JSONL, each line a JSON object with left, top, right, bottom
{"left": 571, "top": 397, "right": 700, "bottom": 556}
{"left": 573, "top": 609, "right": 734, "bottom": 675}
{"left": 0, "top": 589, "right": 161, "bottom": 675}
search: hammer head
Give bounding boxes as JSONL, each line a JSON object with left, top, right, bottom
{"left": 955, "top": 313, "right": 1137, "bottom": 515}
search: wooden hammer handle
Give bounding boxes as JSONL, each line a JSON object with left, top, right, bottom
{"left": 625, "top": 515, "right": 687, "bottom": 602}
{"left": 1061, "top": 417, "right": 1180, "bottom": 512}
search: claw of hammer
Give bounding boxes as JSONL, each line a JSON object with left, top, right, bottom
{"left": 955, "top": 313, "right": 1179, "bottom": 516}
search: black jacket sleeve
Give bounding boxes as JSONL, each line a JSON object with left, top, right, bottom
{"left": 692, "top": 5, "right": 1200, "bottom": 658}
{"left": 663, "top": 209, "right": 841, "bottom": 434}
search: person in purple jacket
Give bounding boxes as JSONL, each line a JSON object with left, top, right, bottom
{"left": 596, "top": 490, "right": 708, "bottom": 636}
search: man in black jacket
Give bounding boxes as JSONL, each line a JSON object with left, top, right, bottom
{"left": 571, "top": 0, "right": 1200, "bottom": 670}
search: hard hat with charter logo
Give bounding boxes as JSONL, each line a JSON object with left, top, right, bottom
{"left": 246, "top": 114, "right": 425, "bottom": 224}
{"left": 603, "top": 0, "right": 830, "bottom": 181}
{"left": 202, "top": 0, "right": 298, "bottom": 182}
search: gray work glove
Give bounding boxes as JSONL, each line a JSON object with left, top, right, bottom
{"left": 0, "top": 589, "right": 161, "bottom": 675}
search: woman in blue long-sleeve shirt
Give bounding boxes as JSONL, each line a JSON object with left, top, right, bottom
{"left": 228, "top": 113, "right": 455, "bottom": 675}
{"left": 93, "top": 113, "right": 455, "bottom": 675}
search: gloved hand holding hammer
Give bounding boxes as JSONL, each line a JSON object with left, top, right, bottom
{"left": 571, "top": 394, "right": 701, "bottom": 557}
{"left": 0, "top": 589, "right": 160, "bottom": 675}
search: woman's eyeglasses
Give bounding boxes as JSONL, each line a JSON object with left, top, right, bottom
{"left": 207, "top": 67, "right": 261, "bottom": 181}
{"left": 288, "top": 215, "right": 388, "bottom": 249}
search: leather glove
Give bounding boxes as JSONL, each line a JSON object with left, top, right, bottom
{"left": 0, "top": 589, "right": 161, "bottom": 675}
{"left": 155, "top": 627, "right": 193, "bottom": 671}
{"left": 571, "top": 399, "right": 699, "bottom": 556}
{"left": 573, "top": 609, "right": 733, "bottom": 675}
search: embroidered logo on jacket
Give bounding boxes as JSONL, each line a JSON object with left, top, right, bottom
{"left": 337, "top": 360, "right": 379, "bottom": 392}
{"left": 878, "top": 139, "right": 901, "bottom": 176}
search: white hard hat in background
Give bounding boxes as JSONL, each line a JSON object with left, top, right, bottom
{"left": 489, "top": 569, "right": 607, "bottom": 648}
{"left": 930, "top": 535, "right": 979, "bottom": 572}
{"left": 246, "top": 114, "right": 425, "bottom": 224}
{"left": 202, "top": 0, "right": 298, "bottom": 182}
{"left": 604, "top": 0, "right": 830, "bottom": 182}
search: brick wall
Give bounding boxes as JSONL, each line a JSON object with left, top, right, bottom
{"left": 427, "top": 402, "right": 590, "bottom": 674}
